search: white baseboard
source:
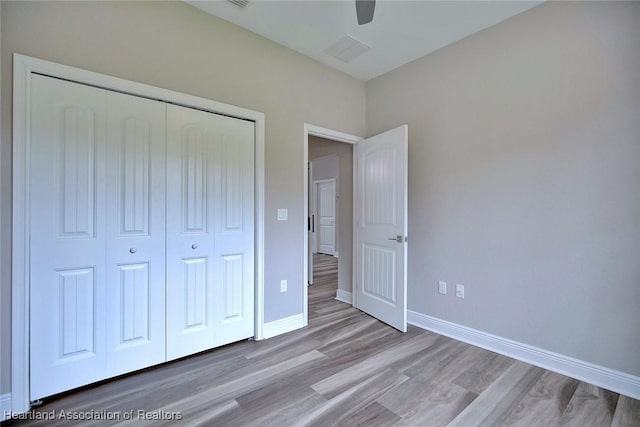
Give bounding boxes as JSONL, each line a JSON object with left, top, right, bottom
{"left": 1, "top": 393, "right": 11, "bottom": 421}
{"left": 262, "top": 313, "right": 305, "bottom": 339}
{"left": 408, "top": 311, "right": 640, "bottom": 400}
{"left": 335, "top": 289, "right": 352, "bottom": 305}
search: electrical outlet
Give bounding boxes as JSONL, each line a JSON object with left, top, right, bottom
{"left": 280, "top": 279, "right": 288, "bottom": 292}
{"left": 438, "top": 281, "right": 447, "bottom": 295}
{"left": 277, "top": 209, "right": 288, "bottom": 221}
{"left": 456, "top": 284, "right": 465, "bottom": 299}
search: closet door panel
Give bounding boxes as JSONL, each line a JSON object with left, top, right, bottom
{"left": 105, "top": 92, "right": 166, "bottom": 375}
{"left": 166, "top": 105, "right": 218, "bottom": 360}
{"left": 213, "top": 121, "right": 255, "bottom": 346}
{"left": 30, "top": 74, "right": 108, "bottom": 400}
{"left": 166, "top": 105, "right": 254, "bottom": 359}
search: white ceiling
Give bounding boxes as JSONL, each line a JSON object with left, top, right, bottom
{"left": 187, "top": 0, "right": 543, "bottom": 81}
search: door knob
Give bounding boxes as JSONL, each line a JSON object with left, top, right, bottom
{"left": 387, "top": 235, "right": 406, "bottom": 243}
{"left": 191, "top": 244, "right": 198, "bottom": 250}
{"left": 129, "top": 248, "right": 137, "bottom": 254}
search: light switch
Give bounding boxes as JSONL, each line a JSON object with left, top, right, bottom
{"left": 438, "top": 281, "right": 447, "bottom": 295}
{"left": 277, "top": 208, "right": 288, "bottom": 221}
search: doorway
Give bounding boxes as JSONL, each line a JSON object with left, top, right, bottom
{"left": 303, "top": 123, "right": 409, "bottom": 332}
{"left": 303, "top": 125, "right": 361, "bottom": 325}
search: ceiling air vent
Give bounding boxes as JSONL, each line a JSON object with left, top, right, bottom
{"left": 228, "top": 0, "right": 250, "bottom": 8}
{"left": 323, "top": 35, "right": 371, "bottom": 63}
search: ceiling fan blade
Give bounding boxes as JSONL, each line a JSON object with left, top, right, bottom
{"left": 355, "top": 0, "right": 376, "bottom": 25}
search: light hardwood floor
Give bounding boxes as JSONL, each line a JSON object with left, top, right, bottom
{"left": 4, "top": 254, "right": 639, "bottom": 426}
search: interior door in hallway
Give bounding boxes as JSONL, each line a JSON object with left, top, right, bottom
{"left": 166, "top": 104, "right": 255, "bottom": 360}
{"left": 354, "top": 125, "right": 408, "bottom": 332}
{"left": 316, "top": 179, "right": 336, "bottom": 255}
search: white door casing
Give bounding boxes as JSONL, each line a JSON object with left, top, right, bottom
{"left": 315, "top": 179, "right": 336, "bottom": 255}
{"left": 166, "top": 104, "right": 255, "bottom": 360}
{"left": 307, "top": 161, "right": 314, "bottom": 284}
{"left": 354, "top": 125, "right": 408, "bottom": 332}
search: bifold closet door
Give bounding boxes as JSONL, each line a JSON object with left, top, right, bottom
{"left": 30, "top": 75, "right": 108, "bottom": 399}
{"left": 104, "top": 91, "right": 166, "bottom": 377}
{"left": 166, "top": 104, "right": 255, "bottom": 361}
{"left": 29, "top": 75, "right": 166, "bottom": 399}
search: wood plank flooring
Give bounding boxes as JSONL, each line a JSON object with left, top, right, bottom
{"left": 4, "top": 254, "right": 639, "bottom": 426}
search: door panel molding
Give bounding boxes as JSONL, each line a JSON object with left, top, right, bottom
{"left": 12, "top": 54, "right": 265, "bottom": 413}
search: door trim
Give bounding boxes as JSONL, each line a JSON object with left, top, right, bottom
{"left": 303, "top": 124, "right": 361, "bottom": 327}
{"left": 11, "top": 53, "right": 266, "bottom": 413}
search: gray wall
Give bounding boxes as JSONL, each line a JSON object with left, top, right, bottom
{"left": 311, "top": 155, "right": 338, "bottom": 184}
{"left": 309, "top": 136, "right": 354, "bottom": 294}
{"left": 366, "top": 1, "right": 640, "bottom": 376}
{"left": 0, "top": 1, "right": 365, "bottom": 394}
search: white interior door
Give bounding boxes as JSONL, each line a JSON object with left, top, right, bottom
{"left": 29, "top": 75, "right": 108, "bottom": 399}
{"left": 105, "top": 91, "right": 166, "bottom": 376}
{"left": 166, "top": 104, "right": 255, "bottom": 360}
{"left": 316, "top": 179, "right": 336, "bottom": 255}
{"left": 354, "top": 125, "right": 408, "bottom": 332}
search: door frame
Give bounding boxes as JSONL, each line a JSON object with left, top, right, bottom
{"left": 11, "top": 54, "right": 266, "bottom": 413}
{"left": 303, "top": 124, "right": 361, "bottom": 326}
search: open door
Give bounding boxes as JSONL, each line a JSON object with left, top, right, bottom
{"left": 354, "top": 125, "right": 408, "bottom": 332}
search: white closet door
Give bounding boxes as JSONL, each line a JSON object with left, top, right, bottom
{"left": 105, "top": 91, "right": 166, "bottom": 376}
{"left": 212, "top": 110, "right": 255, "bottom": 347}
{"left": 29, "top": 73, "right": 256, "bottom": 397}
{"left": 30, "top": 74, "right": 108, "bottom": 400}
{"left": 166, "top": 104, "right": 254, "bottom": 360}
